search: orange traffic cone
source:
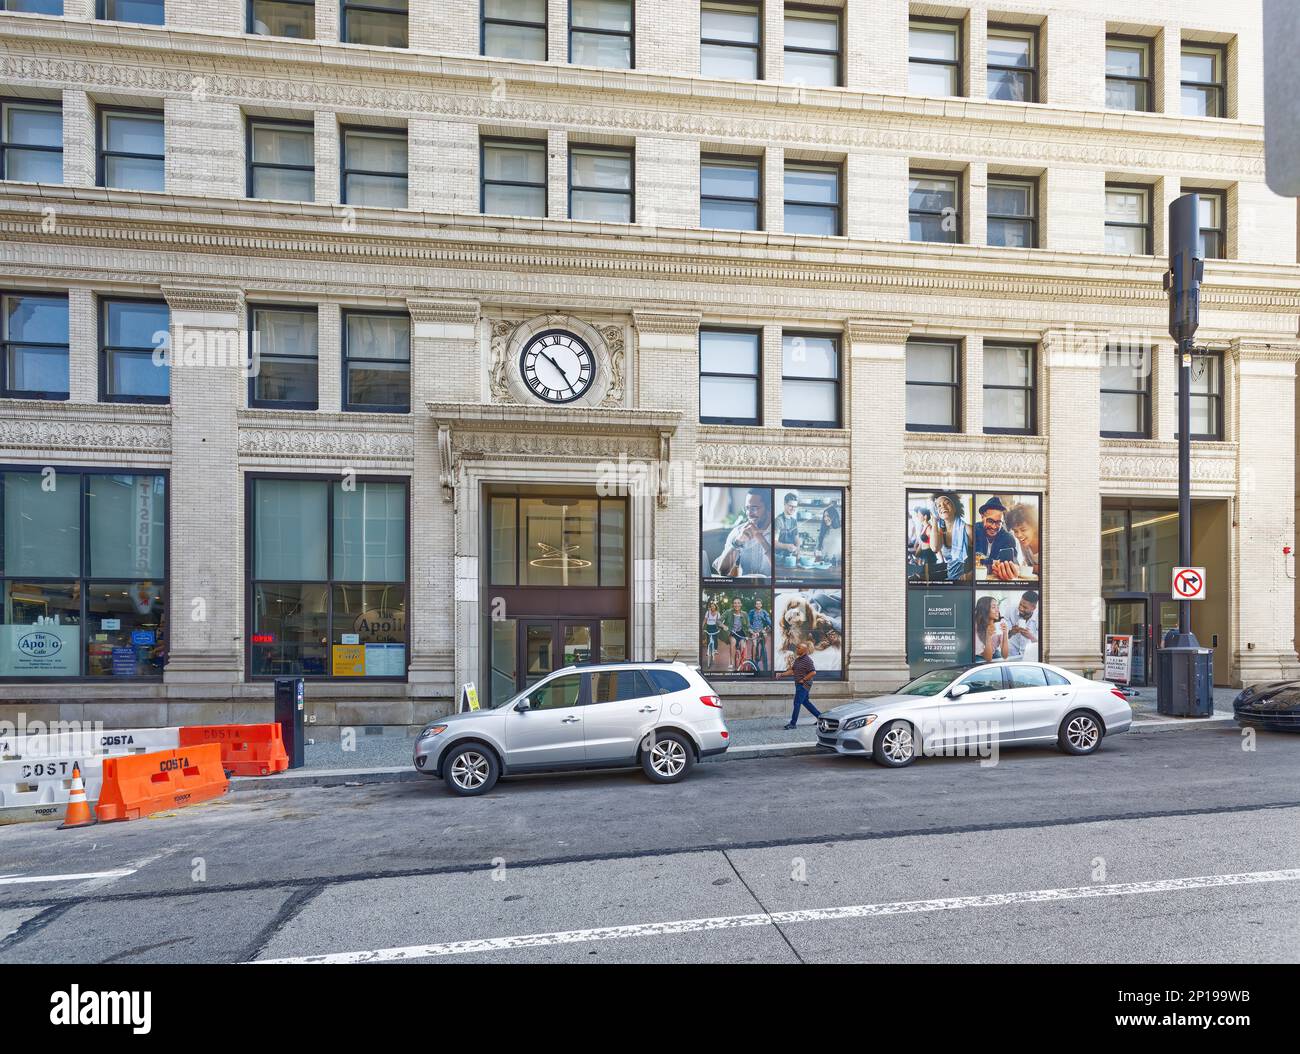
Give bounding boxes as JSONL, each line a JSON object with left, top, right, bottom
{"left": 58, "top": 764, "right": 97, "bottom": 830}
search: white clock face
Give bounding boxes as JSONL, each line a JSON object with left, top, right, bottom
{"left": 519, "top": 330, "right": 596, "bottom": 404}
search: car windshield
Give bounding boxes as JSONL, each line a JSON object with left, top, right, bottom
{"left": 897, "top": 669, "right": 960, "bottom": 697}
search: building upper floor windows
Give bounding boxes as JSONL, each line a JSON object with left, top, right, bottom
{"left": 909, "top": 19, "right": 961, "bottom": 96}
{"left": 1105, "top": 37, "right": 1152, "bottom": 112}
{"left": 247, "top": 119, "right": 315, "bottom": 201}
{"left": 1178, "top": 351, "right": 1224, "bottom": 440}
{"left": 250, "top": 305, "right": 319, "bottom": 410}
{"left": 2, "top": 0, "right": 63, "bottom": 13}
{"left": 342, "top": 310, "right": 410, "bottom": 413}
{"left": 983, "top": 342, "right": 1036, "bottom": 435}
{"left": 906, "top": 339, "right": 961, "bottom": 432}
{"left": 100, "top": 297, "right": 169, "bottom": 404}
{"left": 700, "top": 154, "right": 761, "bottom": 230}
{"left": 784, "top": 161, "right": 840, "bottom": 236}
{"left": 1, "top": 100, "right": 61, "bottom": 185}
{"left": 782, "top": 331, "right": 840, "bottom": 428}
{"left": 249, "top": 0, "right": 315, "bottom": 38}
{"left": 341, "top": 126, "right": 407, "bottom": 208}
{"left": 784, "top": 7, "right": 841, "bottom": 88}
{"left": 701, "top": 1, "right": 761, "bottom": 80}
{"left": 1189, "top": 188, "right": 1225, "bottom": 259}
{"left": 341, "top": 0, "right": 407, "bottom": 47}
{"left": 483, "top": 0, "right": 548, "bottom": 61}
{"left": 1181, "top": 43, "right": 1225, "bottom": 117}
{"left": 1100, "top": 343, "right": 1151, "bottom": 438}
{"left": 569, "top": 145, "right": 633, "bottom": 222}
{"left": 1104, "top": 183, "right": 1152, "bottom": 255}
{"left": 2, "top": 293, "right": 69, "bottom": 400}
{"left": 987, "top": 25, "right": 1036, "bottom": 102}
{"left": 97, "top": 108, "right": 164, "bottom": 192}
{"left": 98, "top": 0, "right": 163, "bottom": 24}
{"left": 481, "top": 137, "right": 546, "bottom": 217}
{"left": 699, "top": 327, "right": 760, "bottom": 425}
{"left": 909, "top": 171, "right": 960, "bottom": 243}
{"left": 987, "top": 176, "right": 1036, "bottom": 248}
{"left": 570, "top": 0, "right": 633, "bottom": 68}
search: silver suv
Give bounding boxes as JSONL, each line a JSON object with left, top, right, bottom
{"left": 413, "top": 661, "right": 729, "bottom": 795}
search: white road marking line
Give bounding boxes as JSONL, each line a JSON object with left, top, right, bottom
{"left": 253, "top": 866, "right": 1300, "bottom": 965}
{"left": 0, "top": 868, "right": 136, "bottom": 887}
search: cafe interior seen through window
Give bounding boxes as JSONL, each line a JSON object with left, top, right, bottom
{"left": 249, "top": 476, "right": 408, "bottom": 678}
{"left": 0, "top": 469, "right": 166, "bottom": 679}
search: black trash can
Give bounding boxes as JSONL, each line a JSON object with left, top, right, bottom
{"left": 274, "top": 676, "right": 306, "bottom": 768}
{"left": 1156, "top": 644, "right": 1214, "bottom": 717}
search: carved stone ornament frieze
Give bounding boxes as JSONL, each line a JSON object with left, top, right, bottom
{"left": 0, "top": 402, "right": 171, "bottom": 455}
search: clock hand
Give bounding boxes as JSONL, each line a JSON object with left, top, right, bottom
{"left": 540, "top": 351, "right": 572, "bottom": 388}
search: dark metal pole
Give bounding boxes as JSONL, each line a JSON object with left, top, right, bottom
{"left": 1178, "top": 338, "right": 1192, "bottom": 637}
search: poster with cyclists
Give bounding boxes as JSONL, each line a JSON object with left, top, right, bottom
{"left": 700, "top": 587, "right": 772, "bottom": 675}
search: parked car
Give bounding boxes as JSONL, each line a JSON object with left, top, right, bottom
{"left": 1233, "top": 681, "right": 1300, "bottom": 732}
{"left": 814, "top": 661, "right": 1133, "bottom": 768}
{"left": 414, "top": 661, "right": 729, "bottom": 795}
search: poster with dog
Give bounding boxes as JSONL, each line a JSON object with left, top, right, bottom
{"left": 774, "top": 589, "right": 843, "bottom": 673}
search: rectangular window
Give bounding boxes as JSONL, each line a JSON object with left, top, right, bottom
{"left": 2, "top": 100, "right": 62, "bottom": 185}
{"left": 342, "top": 0, "right": 407, "bottom": 47}
{"left": 570, "top": 0, "right": 632, "bottom": 68}
{"left": 1106, "top": 37, "right": 1151, "bottom": 111}
{"left": 1105, "top": 184, "right": 1151, "bottom": 254}
{"left": 784, "top": 7, "right": 840, "bottom": 87}
{"left": 249, "top": 305, "right": 318, "bottom": 409}
{"left": 987, "top": 176, "right": 1036, "bottom": 248}
{"left": 569, "top": 145, "right": 633, "bottom": 223}
{"left": 906, "top": 339, "right": 961, "bottom": 432}
{"left": 2, "top": 293, "right": 69, "bottom": 400}
{"left": 701, "top": 1, "right": 761, "bottom": 80}
{"left": 983, "top": 342, "right": 1035, "bottom": 434}
{"left": 481, "top": 137, "right": 546, "bottom": 216}
{"left": 483, "top": 0, "right": 547, "bottom": 60}
{"left": 1188, "top": 189, "right": 1225, "bottom": 260}
{"left": 98, "top": 108, "right": 164, "bottom": 192}
{"left": 0, "top": 469, "right": 167, "bottom": 680}
{"left": 1100, "top": 343, "right": 1151, "bottom": 437}
{"left": 2, "top": 1, "right": 66, "bottom": 12}
{"left": 343, "top": 310, "right": 409, "bottom": 412}
{"left": 700, "top": 328, "right": 760, "bottom": 425}
{"left": 782, "top": 331, "right": 839, "bottom": 428}
{"left": 1181, "top": 43, "right": 1225, "bottom": 117}
{"left": 987, "top": 25, "right": 1036, "bottom": 102}
{"left": 700, "top": 155, "right": 761, "bottom": 230}
{"left": 784, "top": 161, "right": 840, "bottom": 236}
{"left": 909, "top": 19, "right": 961, "bottom": 96}
{"left": 341, "top": 127, "right": 407, "bottom": 208}
{"left": 909, "top": 171, "right": 960, "bottom": 243}
{"left": 249, "top": 476, "right": 407, "bottom": 679}
{"left": 100, "top": 298, "right": 169, "bottom": 404}
{"left": 1178, "top": 352, "right": 1224, "bottom": 440}
{"left": 247, "top": 119, "right": 314, "bottom": 201}
{"left": 98, "top": 0, "right": 164, "bottom": 24}
{"left": 248, "top": 0, "right": 314, "bottom": 36}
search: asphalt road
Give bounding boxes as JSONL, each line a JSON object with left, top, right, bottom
{"left": 0, "top": 726, "right": 1297, "bottom": 964}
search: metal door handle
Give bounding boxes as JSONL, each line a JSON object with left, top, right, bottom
{"left": 638, "top": 705, "right": 656, "bottom": 713}
{"left": 561, "top": 716, "right": 580, "bottom": 724}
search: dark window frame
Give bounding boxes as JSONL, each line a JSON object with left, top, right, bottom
{"left": 908, "top": 15, "right": 964, "bottom": 96}
{"left": 1, "top": 290, "right": 70, "bottom": 401}
{"left": 783, "top": 4, "right": 842, "bottom": 88}
{"left": 987, "top": 174, "right": 1037, "bottom": 249}
{"left": 699, "top": 325, "right": 762, "bottom": 426}
{"left": 568, "top": 0, "right": 634, "bottom": 68}
{"left": 905, "top": 337, "right": 962, "bottom": 434}
{"left": 339, "top": 124, "right": 408, "bottom": 208}
{"left": 781, "top": 329, "right": 841, "bottom": 429}
{"left": 340, "top": 0, "right": 408, "bottom": 47}
{"left": 986, "top": 22, "right": 1038, "bottom": 102}
{"left": 783, "top": 159, "right": 842, "bottom": 237}
{"left": 247, "top": 302, "right": 320, "bottom": 411}
{"left": 97, "top": 295, "right": 169, "bottom": 406}
{"left": 96, "top": 104, "right": 164, "bottom": 191}
{"left": 480, "top": 135, "right": 548, "bottom": 217}
{"left": 909, "top": 168, "right": 962, "bottom": 244}
{"left": 246, "top": 0, "right": 315, "bottom": 36}
{"left": 567, "top": 142, "right": 635, "bottom": 223}
{"left": 1177, "top": 349, "right": 1225, "bottom": 442}
{"left": 1105, "top": 34, "right": 1154, "bottom": 113}
{"left": 1104, "top": 181, "right": 1153, "bottom": 256}
{"left": 481, "top": 0, "right": 548, "bottom": 59}
{"left": 1, "top": 97, "right": 63, "bottom": 184}
{"left": 245, "top": 116, "right": 315, "bottom": 201}
{"left": 341, "top": 307, "right": 410, "bottom": 414}
{"left": 1180, "top": 40, "right": 1226, "bottom": 118}
{"left": 982, "top": 341, "right": 1037, "bottom": 436}
{"left": 700, "top": 0, "right": 763, "bottom": 81}
{"left": 244, "top": 471, "right": 411, "bottom": 682}
{"left": 1184, "top": 185, "right": 1226, "bottom": 260}
{"left": 700, "top": 152, "right": 763, "bottom": 231}
{"left": 97, "top": 0, "right": 165, "bottom": 23}
{"left": 1100, "top": 343, "right": 1153, "bottom": 439}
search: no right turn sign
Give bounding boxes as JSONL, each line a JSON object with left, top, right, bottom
{"left": 1172, "top": 566, "right": 1207, "bottom": 601}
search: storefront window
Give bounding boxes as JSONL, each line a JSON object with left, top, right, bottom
{"left": 489, "top": 618, "right": 517, "bottom": 703}
{"left": 1101, "top": 508, "right": 1128, "bottom": 593}
{"left": 1128, "top": 509, "right": 1178, "bottom": 593}
{"left": 519, "top": 497, "right": 599, "bottom": 587}
{"left": 600, "top": 618, "right": 626, "bottom": 661}
{"left": 0, "top": 469, "right": 166, "bottom": 679}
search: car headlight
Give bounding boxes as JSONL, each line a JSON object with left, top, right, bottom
{"left": 843, "top": 715, "right": 877, "bottom": 732}
{"left": 417, "top": 724, "right": 448, "bottom": 740}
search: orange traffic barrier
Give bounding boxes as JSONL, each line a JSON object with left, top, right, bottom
{"left": 58, "top": 763, "right": 97, "bottom": 830}
{"left": 178, "top": 724, "right": 289, "bottom": 777}
{"left": 95, "top": 744, "right": 228, "bottom": 823}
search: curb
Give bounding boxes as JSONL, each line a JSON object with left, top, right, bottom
{"left": 1127, "top": 715, "right": 1237, "bottom": 734}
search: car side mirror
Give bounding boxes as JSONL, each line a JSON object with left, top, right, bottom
{"left": 948, "top": 683, "right": 970, "bottom": 699}
{"left": 514, "top": 699, "right": 532, "bottom": 712}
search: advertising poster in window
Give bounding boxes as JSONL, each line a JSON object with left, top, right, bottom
{"left": 774, "top": 589, "right": 842, "bottom": 673}
{"left": 773, "top": 488, "right": 843, "bottom": 585}
{"left": 1104, "top": 634, "right": 1133, "bottom": 685}
{"left": 701, "top": 587, "right": 773, "bottom": 676}
{"left": 905, "top": 590, "right": 973, "bottom": 676}
{"left": 973, "top": 588, "right": 1041, "bottom": 664}
{"left": 0, "top": 624, "right": 80, "bottom": 677}
{"left": 906, "top": 490, "right": 974, "bottom": 584}
{"left": 973, "top": 492, "right": 1040, "bottom": 583}
{"left": 701, "top": 486, "right": 774, "bottom": 582}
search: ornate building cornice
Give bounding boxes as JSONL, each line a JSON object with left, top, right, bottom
{"left": 406, "top": 298, "right": 481, "bottom": 327}
{"left": 632, "top": 310, "right": 702, "bottom": 336}
{"left": 237, "top": 410, "right": 415, "bottom": 461}
{"left": 0, "top": 401, "right": 171, "bottom": 455}
{"left": 161, "top": 284, "right": 245, "bottom": 315}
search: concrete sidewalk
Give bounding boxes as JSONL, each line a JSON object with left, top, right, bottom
{"left": 232, "top": 685, "right": 1239, "bottom": 792}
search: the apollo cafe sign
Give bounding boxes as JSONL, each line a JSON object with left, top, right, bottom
{"left": 354, "top": 609, "right": 405, "bottom": 640}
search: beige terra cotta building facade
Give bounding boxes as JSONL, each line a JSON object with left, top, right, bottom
{"left": 1, "top": 0, "right": 1298, "bottom": 730}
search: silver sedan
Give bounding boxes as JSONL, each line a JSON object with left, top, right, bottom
{"left": 814, "top": 661, "right": 1133, "bottom": 768}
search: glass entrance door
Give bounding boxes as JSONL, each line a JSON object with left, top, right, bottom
{"left": 519, "top": 619, "right": 598, "bottom": 690}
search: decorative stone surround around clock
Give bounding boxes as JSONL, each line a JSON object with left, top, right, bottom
{"left": 487, "top": 314, "right": 626, "bottom": 408}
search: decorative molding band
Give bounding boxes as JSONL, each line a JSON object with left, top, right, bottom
{"left": 845, "top": 317, "right": 913, "bottom": 346}
{"left": 160, "top": 284, "right": 245, "bottom": 315}
{"left": 0, "top": 403, "right": 171, "bottom": 455}
{"left": 632, "top": 310, "right": 702, "bottom": 336}
{"left": 407, "top": 297, "right": 481, "bottom": 326}
{"left": 698, "top": 441, "right": 851, "bottom": 473}
{"left": 236, "top": 410, "right": 416, "bottom": 460}
{"left": 1229, "top": 340, "right": 1300, "bottom": 363}
{"left": 903, "top": 445, "right": 1049, "bottom": 482}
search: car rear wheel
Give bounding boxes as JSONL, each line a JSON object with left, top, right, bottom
{"left": 872, "top": 720, "right": 917, "bottom": 768}
{"left": 443, "top": 743, "right": 500, "bottom": 796}
{"left": 1058, "top": 710, "right": 1103, "bottom": 756}
{"left": 642, "top": 731, "right": 695, "bottom": 784}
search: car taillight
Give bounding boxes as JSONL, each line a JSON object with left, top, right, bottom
{"left": 720, "top": 731, "right": 728, "bottom": 739}
{"left": 1111, "top": 689, "right": 1128, "bottom": 701}
{"left": 700, "top": 695, "right": 722, "bottom": 708}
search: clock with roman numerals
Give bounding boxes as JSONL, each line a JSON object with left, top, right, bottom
{"left": 519, "top": 329, "right": 596, "bottom": 404}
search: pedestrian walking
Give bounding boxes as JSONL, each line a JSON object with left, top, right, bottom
{"left": 777, "top": 641, "right": 821, "bottom": 730}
